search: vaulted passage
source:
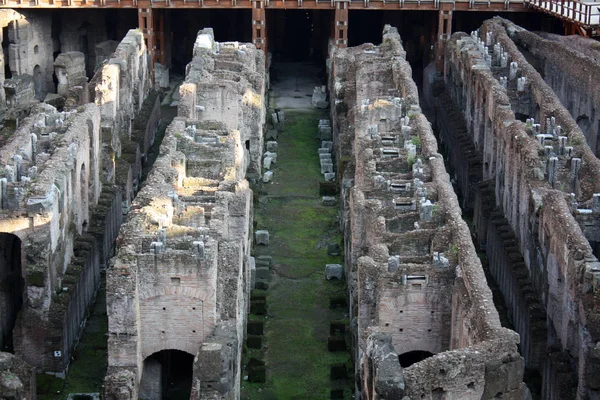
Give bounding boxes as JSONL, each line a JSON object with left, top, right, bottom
{"left": 0, "top": 233, "right": 23, "bottom": 353}
{"left": 140, "top": 349, "right": 194, "bottom": 399}
{"left": 398, "top": 350, "right": 435, "bottom": 368}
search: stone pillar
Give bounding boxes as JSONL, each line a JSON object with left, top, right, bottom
{"left": 334, "top": 0, "right": 348, "bottom": 48}
{"left": 252, "top": 1, "right": 267, "bottom": 54}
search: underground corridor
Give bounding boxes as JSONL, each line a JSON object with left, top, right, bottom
{"left": 140, "top": 350, "right": 195, "bottom": 400}
{"left": 0, "top": 233, "right": 23, "bottom": 353}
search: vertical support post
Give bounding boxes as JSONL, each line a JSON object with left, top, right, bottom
{"left": 154, "top": 9, "right": 166, "bottom": 66}
{"left": 138, "top": 4, "right": 156, "bottom": 82}
{"left": 334, "top": 0, "right": 349, "bottom": 48}
{"left": 252, "top": 1, "right": 267, "bottom": 54}
{"left": 436, "top": 3, "right": 453, "bottom": 73}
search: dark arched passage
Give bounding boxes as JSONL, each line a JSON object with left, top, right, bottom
{"left": 398, "top": 350, "right": 434, "bottom": 368}
{"left": 140, "top": 349, "right": 194, "bottom": 399}
{"left": 0, "top": 233, "right": 24, "bottom": 352}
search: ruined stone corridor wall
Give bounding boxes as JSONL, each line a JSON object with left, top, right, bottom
{"left": 330, "top": 25, "right": 528, "bottom": 399}
{"left": 105, "top": 29, "right": 264, "bottom": 400}
{"left": 438, "top": 19, "right": 600, "bottom": 399}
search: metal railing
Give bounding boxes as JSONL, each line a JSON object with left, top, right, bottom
{"left": 525, "top": 0, "right": 600, "bottom": 28}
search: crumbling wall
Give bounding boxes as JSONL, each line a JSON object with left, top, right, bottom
{"left": 89, "top": 29, "right": 152, "bottom": 210}
{"left": 0, "top": 102, "right": 123, "bottom": 373}
{"left": 499, "top": 21, "right": 600, "bottom": 156}
{"left": 5, "top": 10, "right": 54, "bottom": 101}
{"left": 435, "top": 18, "right": 600, "bottom": 399}
{"left": 105, "top": 29, "right": 263, "bottom": 400}
{"left": 330, "top": 25, "right": 528, "bottom": 399}
{"left": 179, "top": 28, "right": 266, "bottom": 181}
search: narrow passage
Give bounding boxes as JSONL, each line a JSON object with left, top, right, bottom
{"left": 242, "top": 62, "right": 352, "bottom": 399}
{"left": 36, "top": 81, "right": 181, "bottom": 399}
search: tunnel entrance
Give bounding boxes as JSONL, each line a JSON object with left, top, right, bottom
{"left": 168, "top": 9, "right": 251, "bottom": 75}
{"left": 140, "top": 349, "right": 194, "bottom": 399}
{"left": 267, "top": 9, "right": 332, "bottom": 63}
{"left": 398, "top": 350, "right": 435, "bottom": 368}
{"left": 0, "top": 233, "right": 24, "bottom": 353}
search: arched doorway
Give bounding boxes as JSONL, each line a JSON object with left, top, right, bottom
{"left": 33, "top": 65, "right": 42, "bottom": 100}
{"left": 398, "top": 350, "right": 435, "bottom": 368}
{"left": 0, "top": 233, "right": 24, "bottom": 352}
{"left": 140, "top": 349, "right": 194, "bottom": 400}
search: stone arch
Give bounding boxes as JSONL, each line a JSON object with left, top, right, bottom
{"left": 140, "top": 349, "right": 194, "bottom": 399}
{"left": 398, "top": 350, "right": 435, "bottom": 368}
{"left": 139, "top": 287, "right": 215, "bottom": 359}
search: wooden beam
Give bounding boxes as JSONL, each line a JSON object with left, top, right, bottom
{"left": 334, "top": 0, "right": 348, "bottom": 48}
{"left": 138, "top": 5, "right": 156, "bottom": 82}
{"left": 252, "top": 0, "right": 267, "bottom": 53}
{"left": 436, "top": 3, "right": 452, "bottom": 72}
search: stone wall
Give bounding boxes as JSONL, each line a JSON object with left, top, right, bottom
{"left": 330, "top": 25, "right": 529, "bottom": 399}
{"left": 499, "top": 22, "right": 600, "bottom": 156}
{"left": 104, "top": 29, "right": 264, "bottom": 400}
{"left": 89, "top": 29, "right": 152, "bottom": 210}
{"left": 0, "top": 102, "right": 120, "bottom": 373}
{"left": 178, "top": 29, "right": 266, "bottom": 181}
{"left": 434, "top": 18, "right": 600, "bottom": 399}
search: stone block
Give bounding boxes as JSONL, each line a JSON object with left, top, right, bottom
{"left": 247, "top": 320, "right": 264, "bottom": 335}
{"left": 327, "top": 243, "right": 341, "bottom": 256}
{"left": 262, "top": 171, "right": 273, "bottom": 183}
{"left": 324, "top": 172, "right": 336, "bottom": 182}
{"left": 255, "top": 230, "right": 270, "bottom": 245}
{"left": 266, "top": 141, "right": 278, "bottom": 152}
{"left": 247, "top": 358, "right": 266, "bottom": 383}
{"left": 256, "top": 255, "right": 272, "bottom": 267}
{"left": 247, "top": 335, "right": 263, "bottom": 349}
{"left": 255, "top": 267, "right": 270, "bottom": 281}
{"left": 263, "top": 156, "right": 272, "bottom": 170}
{"left": 322, "top": 141, "right": 333, "bottom": 151}
{"left": 322, "top": 196, "right": 336, "bottom": 206}
{"left": 266, "top": 129, "right": 278, "bottom": 140}
{"left": 325, "top": 264, "right": 343, "bottom": 280}
{"left": 250, "top": 299, "right": 267, "bottom": 315}
{"left": 321, "top": 162, "right": 333, "bottom": 174}
{"left": 318, "top": 148, "right": 330, "bottom": 154}
{"left": 264, "top": 151, "right": 277, "bottom": 164}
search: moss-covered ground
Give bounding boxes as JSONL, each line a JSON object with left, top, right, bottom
{"left": 241, "top": 111, "right": 353, "bottom": 399}
{"left": 37, "top": 279, "right": 108, "bottom": 399}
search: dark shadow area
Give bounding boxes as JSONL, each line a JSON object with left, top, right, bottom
{"left": 267, "top": 9, "right": 332, "bottom": 63}
{"left": 141, "top": 349, "right": 194, "bottom": 400}
{"left": 168, "top": 9, "right": 252, "bottom": 74}
{"left": 0, "top": 233, "right": 23, "bottom": 353}
{"left": 398, "top": 350, "right": 434, "bottom": 368}
{"left": 349, "top": 11, "right": 437, "bottom": 84}
{"left": 453, "top": 11, "right": 563, "bottom": 34}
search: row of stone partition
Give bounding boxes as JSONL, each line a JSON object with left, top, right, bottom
{"left": 104, "top": 29, "right": 265, "bottom": 399}
{"left": 329, "top": 25, "right": 529, "bottom": 399}
{"left": 0, "top": 27, "right": 156, "bottom": 396}
{"left": 433, "top": 17, "right": 600, "bottom": 399}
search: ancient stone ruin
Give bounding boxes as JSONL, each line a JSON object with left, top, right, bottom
{"left": 104, "top": 29, "right": 265, "bottom": 399}
{"left": 0, "top": 2, "right": 598, "bottom": 399}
